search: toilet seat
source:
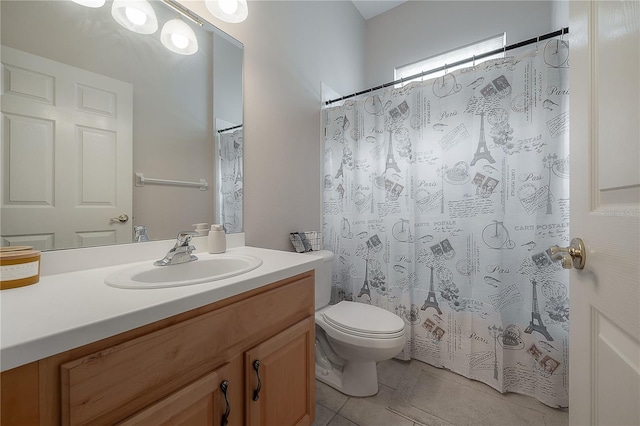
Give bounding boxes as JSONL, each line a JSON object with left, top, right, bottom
{"left": 322, "top": 301, "right": 405, "bottom": 339}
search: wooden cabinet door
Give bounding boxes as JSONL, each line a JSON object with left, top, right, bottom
{"left": 117, "top": 364, "right": 231, "bottom": 426}
{"left": 245, "top": 317, "right": 315, "bottom": 426}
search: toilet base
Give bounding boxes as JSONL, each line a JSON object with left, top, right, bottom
{"left": 315, "top": 360, "right": 379, "bottom": 397}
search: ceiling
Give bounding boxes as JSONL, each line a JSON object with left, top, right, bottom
{"left": 351, "top": 0, "right": 408, "bottom": 20}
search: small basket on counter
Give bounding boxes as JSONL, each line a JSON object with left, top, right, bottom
{"left": 289, "top": 231, "right": 321, "bottom": 253}
{"left": 0, "top": 246, "right": 41, "bottom": 290}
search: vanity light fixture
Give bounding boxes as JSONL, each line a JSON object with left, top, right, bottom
{"left": 111, "top": 0, "right": 158, "bottom": 34}
{"left": 70, "top": 0, "right": 106, "bottom": 7}
{"left": 162, "top": 0, "right": 204, "bottom": 27}
{"left": 204, "top": 0, "right": 248, "bottom": 23}
{"left": 161, "top": 18, "right": 199, "bottom": 55}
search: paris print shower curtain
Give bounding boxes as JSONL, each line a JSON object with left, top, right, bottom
{"left": 218, "top": 128, "right": 243, "bottom": 233}
{"left": 322, "top": 45, "right": 570, "bottom": 407}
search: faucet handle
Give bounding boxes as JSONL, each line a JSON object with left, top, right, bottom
{"left": 176, "top": 231, "right": 199, "bottom": 246}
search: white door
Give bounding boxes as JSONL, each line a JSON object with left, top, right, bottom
{"left": 569, "top": 1, "right": 640, "bottom": 425}
{"left": 1, "top": 46, "right": 133, "bottom": 250}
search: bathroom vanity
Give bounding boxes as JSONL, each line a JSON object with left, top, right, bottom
{"left": 0, "top": 243, "right": 320, "bottom": 426}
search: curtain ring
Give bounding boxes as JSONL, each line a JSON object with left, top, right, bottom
{"left": 503, "top": 45, "right": 506, "bottom": 58}
{"left": 444, "top": 63, "right": 448, "bottom": 75}
{"left": 561, "top": 27, "right": 565, "bottom": 41}
{"left": 472, "top": 55, "right": 476, "bottom": 68}
{"left": 421, "top": 70, "right": 424, "bottom": 82}
{"left": 536, "top": 36, "right": 540, "bottom": 52}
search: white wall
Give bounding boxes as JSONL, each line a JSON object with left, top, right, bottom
{"left": 187, "top": 1, "right": 367, "bottom": 250}
{"left": 364, "top": 1, "right": 568, "bottom": 88}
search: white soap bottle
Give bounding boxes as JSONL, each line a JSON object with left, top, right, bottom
{"left": 208, "top": 224, "right": 226, "bottom": 254}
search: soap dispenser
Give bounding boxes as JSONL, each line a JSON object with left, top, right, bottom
{"left": 208, "top": 224, "right": 226, "bottom": 254}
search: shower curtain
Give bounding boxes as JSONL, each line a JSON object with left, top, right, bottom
{"left": 322, "top": 45, "right": 570, "bottom": 407}
{"left": 217, "top": 128, "right": 243, "bottom": 233}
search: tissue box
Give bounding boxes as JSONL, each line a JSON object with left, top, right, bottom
{"left": 0, "top": 246, "right": 41, "bottom": 290}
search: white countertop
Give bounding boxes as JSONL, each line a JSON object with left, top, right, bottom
{"left": 0, "top": 245, "right": 322, "bottom": 372}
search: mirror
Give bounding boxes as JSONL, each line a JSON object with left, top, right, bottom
{"left": 0, "top": 0, "right": 243, "bottom": 251}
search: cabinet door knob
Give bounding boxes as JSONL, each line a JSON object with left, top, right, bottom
{"left": 252, "top": 360, "right": 262, "bottom": 401}
{"left": 220, "top": 380, "right": 230, "bottom": 426}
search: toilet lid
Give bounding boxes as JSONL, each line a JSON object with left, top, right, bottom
{"left": 322, "top": 301, "right": 405, "bottom": 336}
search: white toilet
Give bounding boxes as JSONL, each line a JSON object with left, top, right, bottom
{"left": 309, "top": 250, "right": 406, "bottom": 397}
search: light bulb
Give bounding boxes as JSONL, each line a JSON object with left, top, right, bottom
{"left": 171, "top": 33, "right": 189, "bottom": 49}
{"left": 219, "top": 0, "right": 238, "bottom": 15}
{"left": 125, "top": 6, "right": 147, "bottom": 25}
{"left": 204, "top": 0, "right": 247, "bottom": 23}
{"left": 161, "top": 18, "right": 198, "bottom": 55}
{"left": 112, "top": 0, "right": 158, "bottom": 34}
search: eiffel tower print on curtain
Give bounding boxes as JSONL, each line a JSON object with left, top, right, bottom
{"left": 235, "top": 156, "right": 243, "bottom": 184}
{"left": 470, "top": 113, "right": 496, "bottom": 166}
{"left": 421, "top": 266, "right": 442, "bottom": 314}
{"left": 385, "top": 130, "right": 401, "bottom": 173}
{"left": 524, "top": 279, "right": 553, "bottom": 341}
{"left": 358, "top": 259, "right": 371, "bottom": 300}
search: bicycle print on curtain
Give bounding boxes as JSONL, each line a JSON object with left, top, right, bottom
{"left": 322, "top": 45, "right": 570, "bottom": 407}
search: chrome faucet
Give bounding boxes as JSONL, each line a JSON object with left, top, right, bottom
{"left": 154, "top": 231, "right": 199, "bottom": 266}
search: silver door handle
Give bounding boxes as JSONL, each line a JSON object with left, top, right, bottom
{"left": 549, "top": 238, "right": 586, "bottom": 270}
{"left": 110, "top": 214, "right": 129, "bottom": 223}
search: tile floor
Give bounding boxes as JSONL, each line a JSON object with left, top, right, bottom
{"left": 312, "top": 358, "right": 568, "bottom": 426}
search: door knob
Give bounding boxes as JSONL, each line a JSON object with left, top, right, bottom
{"left": 549, "top": 238, "right": 586, "bottom": 270}
{"left": 110, "top": 214, "right": 129, "bottom": 223}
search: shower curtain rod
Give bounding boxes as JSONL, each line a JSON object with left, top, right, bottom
{"left": 217, "top": 124, "right": 243, "bottom": 133}
{"left": 325, "top": 27, "right": 569, "bottom": 106}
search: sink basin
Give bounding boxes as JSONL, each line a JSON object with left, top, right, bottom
{"left": 105, "top": 254, "right": 263, "bottom": 289}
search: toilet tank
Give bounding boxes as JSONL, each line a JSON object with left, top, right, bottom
{"left": 305, "top": 250, "right": 334, "bottom": 309}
